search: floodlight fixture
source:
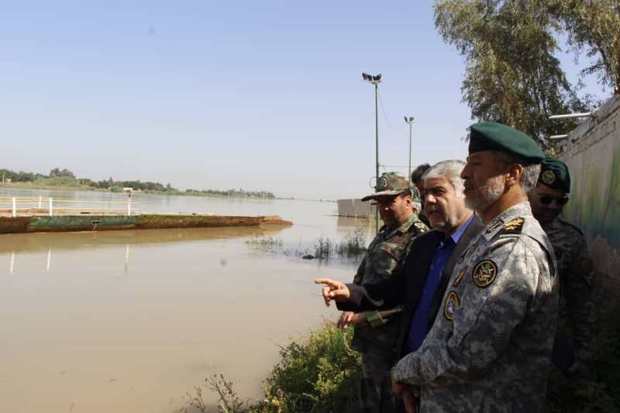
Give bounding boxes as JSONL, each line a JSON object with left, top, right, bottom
{"left": 362, "top": 72, "right": 382, "bottom": 85}
{"left": 548, "top": 112, "right": 593, "bottom": 120}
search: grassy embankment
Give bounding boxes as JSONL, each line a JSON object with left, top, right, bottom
{"left": 178, "top": 263, "right": 620, "bottom": 413}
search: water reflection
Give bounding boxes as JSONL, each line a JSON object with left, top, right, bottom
{"left": 1, "top": 226, "right": 292, "bottom": 276}
{"left": 44, "top": 248, "right": 50, "bottom": 271}
{"left": 0, "top": 225, "right": 290, "bottom": 254}
{"left": 0, "top": 194, "right": 355, "bottom": 413}
{"left": 9, "top": 251, "right": 15, "bottom": 274}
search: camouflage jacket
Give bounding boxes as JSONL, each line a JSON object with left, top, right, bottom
{"left": 544, "top": 217, "right": 595, "bottom": 369}
{"left": 351, "top": 213, "right": 429, "bottom": 353}
{"left": 391, "top": 202, "right": 559, "bottom": 412}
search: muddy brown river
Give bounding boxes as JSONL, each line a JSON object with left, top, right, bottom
{"left": 0, "top": 188, "right": 371, "bottom": 412}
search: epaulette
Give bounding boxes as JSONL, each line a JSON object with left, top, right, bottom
{"left": 413, "top": 221, "right": 429, "bottom": 234}
{"left": 557, "top": 217, "right": 584, "bottom": 236}
{"left": 499, "top": 217, "right": 524, "bottom": 235}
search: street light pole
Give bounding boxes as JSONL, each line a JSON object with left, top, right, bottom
{"left": 362, "top": 72, "right": 382, "bottom": 231}
{"left": 375, "top": 82, "right": 379, "bottom": 185}
{"left": 404, "top": 116, "right": 414, "bottom": 179}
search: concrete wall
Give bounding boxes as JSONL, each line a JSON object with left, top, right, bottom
{"left": 559, "top": 95, "right": 620, "bottom": 294}
{"left": 336, "top": 199, "right": 373, "bottom": 217}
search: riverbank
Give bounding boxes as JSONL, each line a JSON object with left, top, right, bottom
{"left": 0, "top": 182, "right": 277, "bottom": 200}
{"left": 0, "top": 214, "right": 292, "bottom": 234}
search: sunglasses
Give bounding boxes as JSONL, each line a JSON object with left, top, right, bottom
{"left": 539, "top": 195, "right": 569, "bottom": 206}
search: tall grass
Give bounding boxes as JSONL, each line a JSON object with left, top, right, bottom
{"left": 246, "top": 230, "right": 367, "bottom": 262}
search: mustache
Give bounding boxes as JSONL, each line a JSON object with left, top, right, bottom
{"left": 425, "top": 205, "right": 444, "bottom": 216}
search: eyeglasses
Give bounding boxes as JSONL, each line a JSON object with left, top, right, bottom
{"left": 539, "top": 195, "right": 569, "bottom": 206}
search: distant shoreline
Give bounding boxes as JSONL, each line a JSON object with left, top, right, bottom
{"left": 0, "top": 182, "right": 336, "bottom": 202}
{"left": 0, "top": 182, "right": 276, "bottom": 200}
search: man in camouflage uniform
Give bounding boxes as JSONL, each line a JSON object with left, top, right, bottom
{"left": 340, "top": 172, "right": 428, "bottom": 413}
{"left": 529, "top": 158, "right": 596, "bottom": 406}
{"left": 388, "top": 122, "right": 558, "bottom": 412}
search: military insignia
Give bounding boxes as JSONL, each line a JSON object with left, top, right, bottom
{"left": 414, "top": 222, "right": 428, "bottom": 233}
{"left": 472, "top": 259, "right": 497, "bottom": 288}
{"left": 501, "top": 217, "right": 524, "bottom": 235}
{"left": 443, "top": 291, "right": 460, "bottom": 321}
{"left": 376, "top": 176, "right": 388, "bottom": 190}
{"left": 541, "top": 170, "right": 556, "bottom": 185}
{"left": 452, "top": 270, "right": 465, "bottom": 287}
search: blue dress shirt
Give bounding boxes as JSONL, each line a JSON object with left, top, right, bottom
{"left": 405, "top": 215, "right": 474, "bottom": 353}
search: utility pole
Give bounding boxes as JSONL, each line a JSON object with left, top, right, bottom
{"left": 362, "top": 72, "right": 382, "bottom": 231}
{"left": 404, "top": 116, "right": 414, "bottom": 180}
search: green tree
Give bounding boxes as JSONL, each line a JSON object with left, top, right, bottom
{"left": 49, "top": 168, "right": 76, "bottom": 179}
{"left": 434, "top": 0, "right": 587, "bottom": 146}
{"left": 546, "top": 0, "right": 620, "bottom": 95}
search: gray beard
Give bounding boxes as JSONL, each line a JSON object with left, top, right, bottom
{"left": 465, "top": 179, "right": 505, "bottom": 213}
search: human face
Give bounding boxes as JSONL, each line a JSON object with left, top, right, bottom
{"left": 422, "top": 176, "right": 469, "bottom": 233}
{"left": 375, "top": 193, "right": 413, "bottom": 228}
{"left": 461, "top": 151, "right": 507, "bottom": 213}
{"left": 529, "top": 184, "right": 568, "bottom": 224}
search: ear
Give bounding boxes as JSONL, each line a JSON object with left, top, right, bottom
{"left": 505, "top": 164, "right": 524, "bottom": 188}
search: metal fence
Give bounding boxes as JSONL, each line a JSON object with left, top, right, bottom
{"left": 0, "top": 196, "right": 138, "bottom": 217}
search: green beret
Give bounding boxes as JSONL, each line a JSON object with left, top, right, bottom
{"left": 539, "top": 157, "right": 571, "bottom": 193}
{"left": 468, "top": 122, "right": 545, "bottom": 165}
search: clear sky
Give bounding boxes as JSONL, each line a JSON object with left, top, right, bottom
{"left": 0, "top": 1, "right": 608, "bottom": 199}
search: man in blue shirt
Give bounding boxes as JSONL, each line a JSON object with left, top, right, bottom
{"left": 317, "top": 160, "right": 483, "bottom": 410}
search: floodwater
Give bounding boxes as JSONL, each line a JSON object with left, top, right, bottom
{"left": 0, "top": 188, "right": 372, "bottom": 413}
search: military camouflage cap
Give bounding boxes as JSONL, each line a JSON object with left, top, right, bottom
{"left": 539, "top": 157, "right": 571, "bottom": 193}
{"left": 362, "top": 173, "right": 412, "bottom": 201}
{"left": 468, "top": 122, "right": 545, "bottom": 165}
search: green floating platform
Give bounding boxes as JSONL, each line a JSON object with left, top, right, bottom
{"left": 0, "top": 214, "right": 291, "bottom": 234}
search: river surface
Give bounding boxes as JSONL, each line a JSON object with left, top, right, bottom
{"left": 0, "top": 188, "right": 372, "bottom": 413}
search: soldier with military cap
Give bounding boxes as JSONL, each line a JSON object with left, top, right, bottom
{"left": 529, "top": 158, "right": 595, "bottom": 379}
{"left": 341, "top": 172, "right": 428, "bottom": 413}
{"left": 386, "top": 122, "right": 558, "bottom": 412}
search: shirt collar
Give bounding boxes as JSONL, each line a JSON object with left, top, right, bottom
{"left": 382, "top": 213, "right": 418, "bottom": 239}
{"left": 448, "top": 214, "right": 475, "bottom": 244}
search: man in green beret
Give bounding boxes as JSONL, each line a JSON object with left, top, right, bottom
{"left": 389, "top": 122, "right": 558, "bottom": 412}
{"left": 529, "top": 158, "right": 596, "bottom": 404}
{"left": 341, "top": 172, "right": 428, "bottom": 413}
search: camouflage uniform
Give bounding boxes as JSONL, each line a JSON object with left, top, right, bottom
{"left": 391, "top": 202, "right": 559, "bottom": 412}
{"left": 544, "top": 217, "right": 595, "bottom": 373}
{"left": 352, "top": 213, "right": 428, "bottom": 413}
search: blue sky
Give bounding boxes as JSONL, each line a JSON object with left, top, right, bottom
{"left": 0, "top": 1, "right": 609, "bottom": 199}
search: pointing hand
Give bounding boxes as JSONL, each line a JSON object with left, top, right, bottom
{"left": 314, "top": 278, "right": 351, "bottom": 306}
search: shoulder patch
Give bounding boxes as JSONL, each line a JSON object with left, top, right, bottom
{"left": 443, "top": 291, "right": 460, "bottom": 321}
{"left": 472, "top": 259, "right": 497, "bottom": 288}
{"left": 500, "top": 217, "right": 524, "bottom": 235}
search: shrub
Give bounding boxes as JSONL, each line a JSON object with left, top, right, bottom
{"left": 178, "top": 324, "right": 361, "bottom": 413}
{"left": 262, "top": 324, "right": 361, "bottom": 413}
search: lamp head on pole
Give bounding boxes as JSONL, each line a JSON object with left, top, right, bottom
{"left": 362, "top": 72, "right": 382, "bottom": 85}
